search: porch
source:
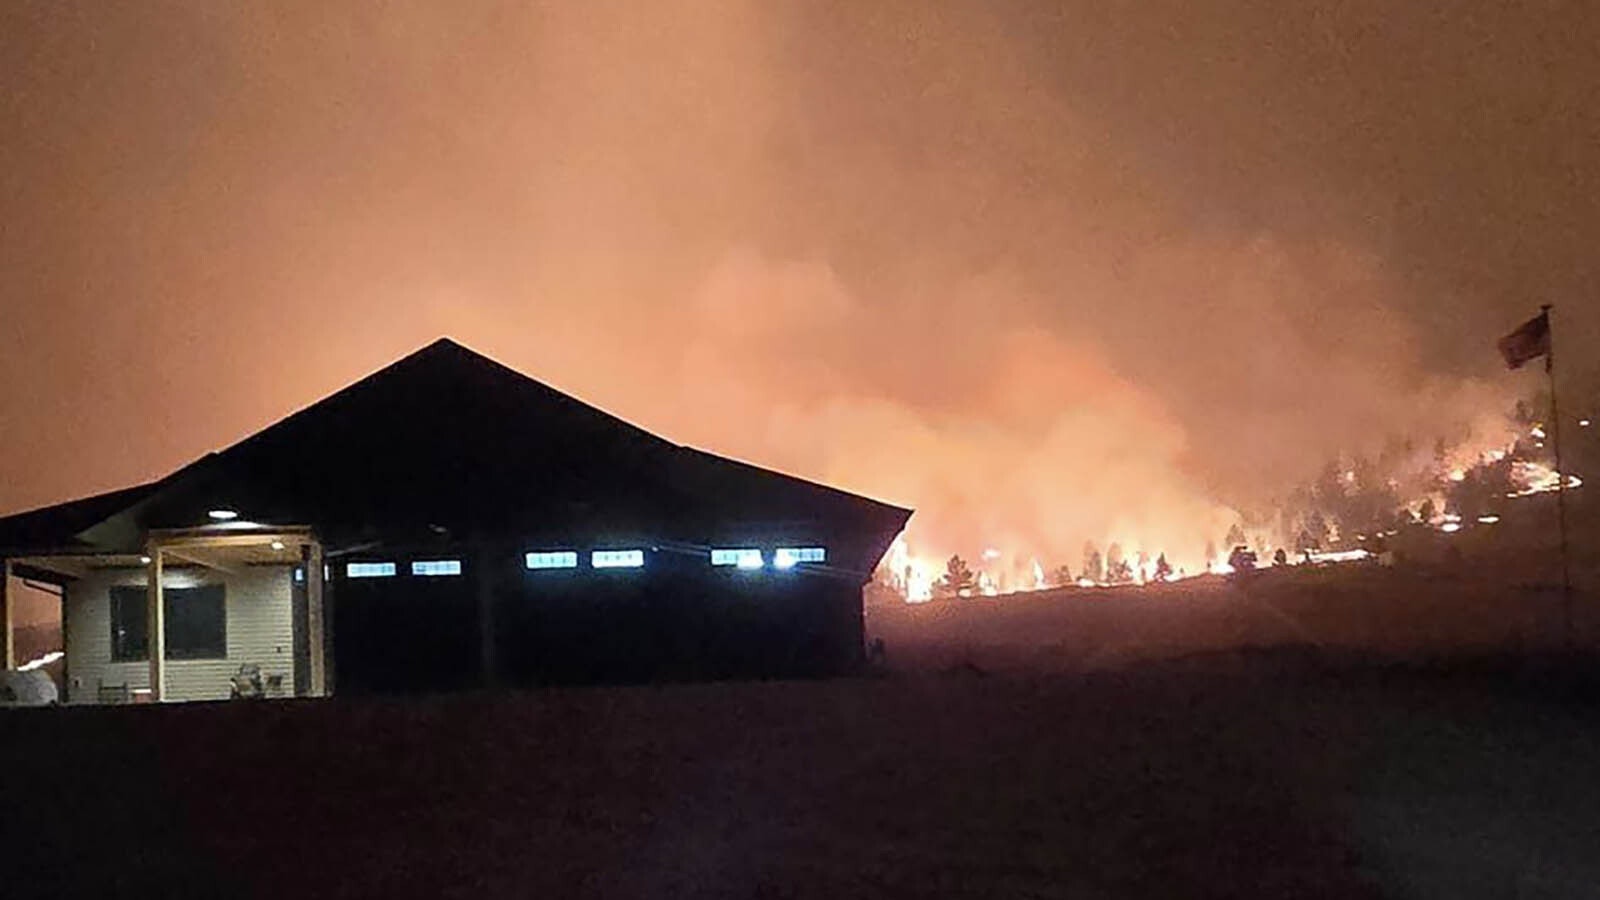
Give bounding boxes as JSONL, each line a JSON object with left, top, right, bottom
{"left": 2, "top": 526, "right": 328, "bottom": 703}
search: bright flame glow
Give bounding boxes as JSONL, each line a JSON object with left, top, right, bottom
{"left": 1476, "top": 515, "right": 1499, "bottom": 524}
{"left": 886, "top": 536, "right": 936, "bottom": 603}
{"left": 1307, "top": 548, "right": 1371, "bottom": 563}
{"left": 1439, "top": 522, "right": 1461, "bottom": 533}
{"left": 1508, "top": 461, "right": 1584, "bottom": 497}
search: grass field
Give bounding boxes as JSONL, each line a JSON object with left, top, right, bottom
{"left": 4, "top": 658, "right": 1600, "bottom": 898}
{"left": 5, "top": 553, "right": 1600, "bottom": 898}
{"left": 868, "top": 557, "right": 1599, "bottom": 674}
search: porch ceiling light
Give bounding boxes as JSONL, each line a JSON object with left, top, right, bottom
{"left": 139, "top": 555, "right": 152, "bottom": 565}
{"left": 208, "top": 508, "right": 239, "bottom": 521}
{"left": 270, "top": 540, "right": 286, "bottom": 551}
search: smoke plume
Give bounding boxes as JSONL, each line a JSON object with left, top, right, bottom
{"left": 3, "top": 2, "right": 1597, "bottom": 576}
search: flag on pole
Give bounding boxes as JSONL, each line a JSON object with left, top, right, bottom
{"left": 1496, "top": 310, "right": 1551, "bottom": 370}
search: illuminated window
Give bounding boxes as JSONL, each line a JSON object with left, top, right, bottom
{"left": 591, "top": 549, "right": 645, "bottom": 569}
{"left": 525, "top": 551, "right": 579, "bottom": 570}
{"left": 774, "top": 547, "right": 826, "bottom": 569}
{"left": 711, "top": 548, "right": 764, "bottom": 568}
{"left": 346, "top": 562, "right": 397, "bottom": 579}
{"left": 411, "top": 560, "right": 462, "bottom": 577}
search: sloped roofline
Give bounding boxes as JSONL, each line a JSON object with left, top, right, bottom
{"left": 0, "top": 337, "right": 911, "bottom": 553}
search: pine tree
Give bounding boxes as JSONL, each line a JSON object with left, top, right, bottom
{"left": 936, "top": 554, "right": 975, "bottom": 598}
{"left": 1225, "top": 522, "right": 1248, "bottom": 549}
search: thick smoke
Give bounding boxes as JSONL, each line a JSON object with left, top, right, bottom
{"left": 2, "top": 3, "right": 1595, "bottom": 576}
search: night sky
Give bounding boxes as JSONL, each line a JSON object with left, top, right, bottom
{"left": 4, "top": 1, "right": 1597, "bottom": 567}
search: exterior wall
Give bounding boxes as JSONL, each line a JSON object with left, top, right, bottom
{"left": 328, "top": 545, "right": 869, "bottom": 694}
{"left": 64, "top": 566, "right": 295, "bottom": 703}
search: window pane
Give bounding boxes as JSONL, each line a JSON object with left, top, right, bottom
{"left": 711, "top": 548, "right": 764, "bottom": 568}
{"left": 346, "top": 562, "right": 397, "bottom": 578}
{"left": 525, "top": 551, "right": 578, "bottom": 570}
{"left": 411, "top": 560, "right": 462, "bottom": 577}
{"left": 774, "top": 547, "right": 826, "bottom": 568}
{"left": 109, "top": 586, "right": 149, "bottom": 662}
{"left": 164, "top": 586, "right": 227, "bottom": 660}
{"left": 107, "top": 585, "right": 227, "bottom": 661}
{"left": 591, "top": 550, "right": 644, "bottom": 569}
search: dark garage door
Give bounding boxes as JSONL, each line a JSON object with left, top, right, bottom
{"left": 333, "top": 566, "right": 480, "bottom": 694}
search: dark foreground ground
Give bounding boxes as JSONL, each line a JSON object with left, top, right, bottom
{"left": 4, "top": 658, "right": 1600, "bottom": 899}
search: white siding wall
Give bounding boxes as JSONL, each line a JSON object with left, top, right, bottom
{"left": 64, "top": 566, "right": 295, "bottom": 703}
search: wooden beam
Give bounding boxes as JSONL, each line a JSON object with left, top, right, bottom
{"left": 149, "top": 528, "right": 313, "bottom": 550}
{"left": 2, "top": 559, "right": 13, "bottom": 670}
{"left": 306, "top": 542, "right": 326, "bottom": 697}
{"left": 161, "top": 546, "right": 242, "bottom": 575}
{"left": 15, "top": 556, "right": 90, "bottom": 580}
{"left": 147, "top": 549, "right": 165, "bottom": 702}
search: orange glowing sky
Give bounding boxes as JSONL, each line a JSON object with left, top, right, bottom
{"left": 3, "top": 2, "right": 1598, "bottom": 570}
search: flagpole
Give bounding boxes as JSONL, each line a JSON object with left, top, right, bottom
{"left": 1542, "top": 303, "right": 1575, "bottom": 649}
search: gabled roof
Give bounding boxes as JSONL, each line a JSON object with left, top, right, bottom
{"left": 0, "top": 481, "right": 163, "bottom": 554}
{"left": 0, "top": 339, "right": 910, "bottom": 572}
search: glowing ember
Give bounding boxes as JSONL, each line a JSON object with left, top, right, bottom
{"left": 1439, "top": 522, "right": 1461, "bottom": 533}
{"left": 1476, "top": 515, "right": 1500, "bottom": 524}
{"left": 1307, "top": 549, "right": 1370, "bottom": 564}
{"left": 1507, "top": 461, "right": 1584, "bottom": 497}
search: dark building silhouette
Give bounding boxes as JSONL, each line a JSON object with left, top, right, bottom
{"left": 0, "top": 339, "right": 910, "bottom": 700}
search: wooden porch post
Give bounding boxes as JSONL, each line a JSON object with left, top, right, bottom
{"left": 147, "top": 548, "right": 165, "bottom": 701}
{"left": 306, "top": 541, "right": 327, "bottom": 697}
{"left": 2, "top": 559, "right": 14, "bottom": 670}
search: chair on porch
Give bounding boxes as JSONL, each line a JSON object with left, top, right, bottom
{"left": 96, "top": 680, "right": 131, "bottom": 704}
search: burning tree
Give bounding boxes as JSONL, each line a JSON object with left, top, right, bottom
{"left": 1081, "top": 541, "right": 1104, "bottom": 583}
{"left": 1153, "top": 553, "right": 1173, "bottom": 582}
{"left": 1106, "top": 543, "right": 1134, "bottom": 584}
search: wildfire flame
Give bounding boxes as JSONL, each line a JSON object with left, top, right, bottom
{"left": 876, "top": 407, "right": 1585, "bottom": 602}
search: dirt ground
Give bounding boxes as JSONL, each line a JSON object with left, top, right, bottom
{"left": 3, "top": 659, "right": 1599, "bottom": 899}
